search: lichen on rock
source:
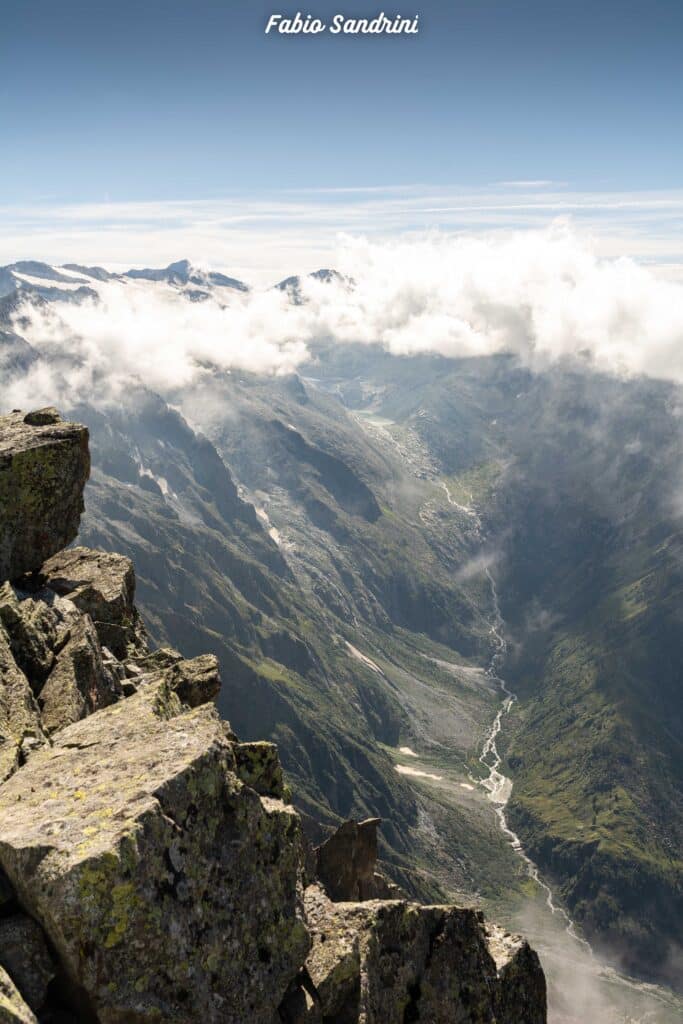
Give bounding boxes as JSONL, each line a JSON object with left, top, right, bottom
{"left": 0, "top": 680, "right": 310, "bottom": 1023}
{"left": 40, "top": 546, "right": 146, "bottom": 659}
{"left": 302, "top": 884, "right": 546, "bottom": 1024}
{"left": 0, "top": 620, "right": 44, "bottom": 783}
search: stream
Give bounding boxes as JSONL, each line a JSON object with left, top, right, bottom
{"left": 442, "top": 480, "right": 683, "bottom": 1022}
{"left": 440, "top": 481, "right": 591, "bottom": 950}
{"left": 480, "top": 564, "right": 593, "bottom": 953}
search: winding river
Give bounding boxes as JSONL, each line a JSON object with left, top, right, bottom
{"left": 440, "top": 481, "right": 592, "bottom": 952}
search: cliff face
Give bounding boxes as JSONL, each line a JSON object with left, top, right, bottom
{"left": 0, "top": 408, "right": 547, "bottom": 1024}
{"left": 0, "top": 409, "right": 90, "bottom": 583}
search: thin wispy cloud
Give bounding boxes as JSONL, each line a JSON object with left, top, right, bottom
{"left": 496, "top": 180, "right": 567, "bottom": 188}
{"left": 2, "top": 185, "right": 683, "bottom": 284}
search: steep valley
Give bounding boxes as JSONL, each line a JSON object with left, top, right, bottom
{"left": 1, "top": 262, "right": 682, "bottom": 1020}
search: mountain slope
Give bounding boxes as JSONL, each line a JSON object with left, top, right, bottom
{"left": 1, "top": 262, "right": 682, "bottom": 1008}
{"left": 305, "top": 345, "right": 683, "bottom": 987}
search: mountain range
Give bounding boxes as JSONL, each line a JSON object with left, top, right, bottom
{"left": 1, "top": 258, "right": 681, "bottom": 1022}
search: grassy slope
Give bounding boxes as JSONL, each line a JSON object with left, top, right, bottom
{"left": 489, "top": 372, "right": 683, "bottom": 986}
{"left": 318, "top": 348, "right": 683, "bottom": 986}
{"left": 74, "top": 380, "right": 519, "bottom": 902}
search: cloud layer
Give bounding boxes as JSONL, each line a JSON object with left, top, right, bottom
{"left": 7, "top": 225, "right": 683, "bottom": 410}
{"left": 3, "top": 184, "right": 683, "bottom": 285}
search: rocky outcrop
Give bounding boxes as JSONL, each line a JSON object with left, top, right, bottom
{"left": 39, "top": 547, "right": 146, "bottom": 659}
{"left": 37, "top": 600, "right": 122, "bottom": 734}
{"left": 0, "top": 409, "right": 547, "bottom": 1023}
{"left": 0, "top": 410, "right": 90, "bottom": 581}
{"left": 235, "top": 739, "right": 287, "bottom": 798}
{"left": 301, "top": 885, "right": 546, "bottom": 1024}
{"left": 0, "top": 677, "right": 308, "bottom": 1023}
{"left": 0, "top": 578, "right": 126, "bottom": 745}
{"left": 314, "top": 818, "right": 400, "bottom": 902}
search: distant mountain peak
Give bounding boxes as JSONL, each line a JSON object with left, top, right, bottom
{"left": 167, "top": 258, "right": 193, "bottom": 274}
{"left": 275, "top": 268, "right": 350, "bottom": 304}
{"left": 125, "top": 259, "right": 249, "bottom": 292}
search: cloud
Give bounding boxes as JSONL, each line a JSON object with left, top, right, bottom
{"left": 5, "top": 278, "right": 310, "bottom": 408}
{"left": 3, "top": 184, "right": 683, "bottom": 284}
{"left": 306, "top": 226, "right": 683, "bottom": 382}
{"left": 7, "top": 224, "right": 683, "bottom": 412}
{"left": 495, "top": 180, "right": 567, "bottom": 188}
{"left": 455, "top": 549, "right": 499, "bottom": 583}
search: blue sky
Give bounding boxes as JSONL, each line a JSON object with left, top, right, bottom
{"left": 2, "top": 0, "right": 682, "bottom": 278}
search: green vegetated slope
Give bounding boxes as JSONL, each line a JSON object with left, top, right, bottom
{"left": 72, "top": 378, "right": 509, "bottom": 901}
{"left": 2, "top": 288, "right": 681, "bottom": 992}
{"left": 303, "top": 345, "right": 683, "bottom": 987}
{"left": 491, "top": 372, "right": 683, "bottom": 986}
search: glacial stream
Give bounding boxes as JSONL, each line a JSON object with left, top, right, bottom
{"left": 348, "top": 405, "right": 682, "bottom": 1019}
{"left": 479, "top": 564, "right": 593, "bottom": 952}
{"left": 441, "top": 480, "right": 682, "bottom": 1023}
{"left": 440, "top": 482, "right": 590, "bottom": 949}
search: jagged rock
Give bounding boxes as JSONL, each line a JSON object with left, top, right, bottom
{"left": 315, "top": 818, "right": 395, "bottom": 902}
{"left": 101, "top": 646, "right": 126, "bottom": 684}
{"left": 167, "top": 653, "right": 221, "bottom": 708}
{"left": 303, "top": 885, "right": 546, "bottom": 1024}
{"left": 0, "top": 915, "right": 55, "bottom": 1012}
{"left": 40, "top": 547, "right": 145, "bottom": 659}
{"left": 0, "top": 623, "right": 43, "bottom": 782}
{"left": 0, "top": 408, "right": 547, "bottom": 1024}
{"left": 0, "top": 965, "right": 37, "bottom": 1023}
{"left": 0, "top": 678, "right": 310, "bottom": 1024}
{"left": 485, "top": 923, "right": 547, "bottom": 1023}
{"left": 38, "top": 606, "right": 122, "bottom": 735}
{"left": 0, "top": 411, "right": 90, "bottom": 581}
{"left": 133, "top": 647, "right": 183, "bottom": 672}
{"left": 22, "top": 408, "right": 61, "bottom": 427}
{"left": 0, "top": 581, "right": 123, "bottom": 737}
{"left": 303, "top": 887, "right": 361, "bottom": 1021}
{"left": 0, "top": 584, "right": 57, "bottom": 688}
{"left": 235, "top": 740, "right": 286, "bottom": 799}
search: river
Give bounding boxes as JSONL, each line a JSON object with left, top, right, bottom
{"left": 441, "top": 480, "right": 682, "bottom": 1023}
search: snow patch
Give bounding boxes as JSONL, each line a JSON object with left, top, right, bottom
{"left": 13, "top": 272, "right": 85, "bottom": 292}
{"left": 395, "top": 765, "right": 443, "bottom": 781}
{"left": 345, "top": 641, "right": 384, "bottom": 676}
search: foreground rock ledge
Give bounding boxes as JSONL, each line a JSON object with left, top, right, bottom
{"left": 0, "top": 679, "right": 309, "bottom": 1023}
{"left": 301, "top": 884, "right": 546, "bottom": 1024}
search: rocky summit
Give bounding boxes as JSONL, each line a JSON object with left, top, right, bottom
{"left": 0, "top": 408, "right": 547, "bottom": 1023}
{"left": 0, "top": 410, "right": 90, "bottom": 582}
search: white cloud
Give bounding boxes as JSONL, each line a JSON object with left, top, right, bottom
{"left": 495, "top": 180, "right": 566, "bottom": 188}
{"left": 6, "top": 278, "right": 310, "bottom": 407}
{"left": 3, "top": 184, "right": 683, "bottom": 285}
{"left": 305, "top": 226, "right": 683, "bottom": 381}
{"left": 8, "top": 225, "right": 683, "bottom": 412}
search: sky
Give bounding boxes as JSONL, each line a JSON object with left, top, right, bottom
{"left": 2, "top": 0, "right": 683, "bottom": 280}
